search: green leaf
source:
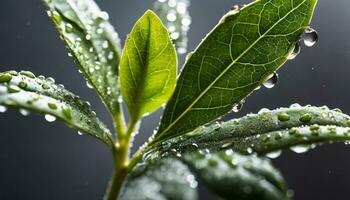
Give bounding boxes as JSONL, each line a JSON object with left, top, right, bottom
{"left": 155, "top": 0, "right": 318, "bottom": 142}
{"left": 183, "top": 151, "right": 289, "bottom": 200}
{"left": 154, "top": 105, "right": 350, "bottom": 156}
{"left": 43, "top": 0, "right": 123, "bottom": 116}
{"left": 153, "top": 0, "right": 191, "bottom": 54}
{"left": 0, "top": 71, "right": 114, "bottom": 148}
{"left": 121, "top": 158, "right": 197, "bottom": 200}
{"left": 120, "top": 10, "right": 177, "bottom": 120}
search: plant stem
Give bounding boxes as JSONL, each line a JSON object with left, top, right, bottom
{"left": 105, "top": 117, "right": 140, "bottom": 200}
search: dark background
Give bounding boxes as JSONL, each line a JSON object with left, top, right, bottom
{"left": 0, "top": 0, "right": 349, "bottom": 199}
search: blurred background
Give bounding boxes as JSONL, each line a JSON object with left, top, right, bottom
{"left": 0, "top": 0, "right": 349, "bottom": 199}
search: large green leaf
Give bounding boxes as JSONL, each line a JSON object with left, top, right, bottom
{"left": 155, "top": 0, "right": 318, "bottom": 142}
{"left": 153, "top": 0, "right": 191, "bottom": 54}
{"left": 183, "top": 151, "right": 289, "bottom": 200}
{"left": 121, "top": 158, "right": 198, "bottom": 200}
{"left": 153, "top": 106, "right": 350, "bottom": 156}
{"left": 0, "top": 71, "right": 114, "bottom": 148}
{"left": 43, "top": 0, "right": 122, "bottom": 116}
{"left": 120, "top": 10, "right": 177, "bottom": 120}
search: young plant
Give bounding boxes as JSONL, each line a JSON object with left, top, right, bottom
{"left": 2, "top": 0, "right": 347, "bottom": 199}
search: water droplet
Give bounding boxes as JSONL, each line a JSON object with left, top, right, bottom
{"left": 48, "top": 102, "right": 57, "bottom": 110}
{"left": 167, "top": 12, "right": 177, "bottom": 22}
{"left": 299, "top": 113, "right": 312, "bottom": 123}
{"left": 42, "top": 84, "right": 50, "bottom": 90}
{"left": 170, "top": 32, "right": 180, "bottom": 40}
{"left": 18, "top": 81, "right": 28, "bottom": 89}
{"left": 47, "top": 77, "right": 55, "bottom": 83}
{"left": 246, "top": 147, "right": 253, "bottom": 154}
{"left": 98, "top": 11, "right": 109, "bottom": 20}
{"left": 51, "top": 11, "right": 61, "bottom": 25}
{"left": 232, "top": 100, "right": 244, "bottom": 112}
{"left": 45, "top": 114, "right": 56, "bottom": 122}
{"left": 288, "top": 42, "right": 301, "bottom": 60}
{"left": 65, "top": 23, "right": 73, "bottom": 33}
{"left": 19, "top": 109, "right": 30, "bottom": 116}
{"left": 274, "top": 131, "right": 283, "bottom": 140}
{"left": 86, "top": 81, "right": 93, "bottom": 89}
{"left": 290, "top": 145, "right": 310, "bottom": 153}
{"left": 62, "top": 106, "right": 72, "bottom": 119}
{"left": 266, "top": 150, "right": 282, "bottom": 159}
{"left": 7, "top": 85, "right": 20, "bottom": 93}
{"left": 258, "top": 108, "right": 270, "bottom": 114}
{"left": 303, "top": 28, "right": 318, "bottom": 47}
{"left": 289, "top": 128, "right": 298, "bottom": 135}
{"left": 85, "top": 34, "right": 92, "bottom": 40}
{"left": 278, "top": 113, "right": 290, "bottom": 121}
{"left": 102, "top": 41, "right": 109, "bottom": 49}
{"left": 20, "top": 71, "right": 35, "bottom": 78}
{"left": 77, "top": 131, "right": 84, "bottom": 136}
{"left": 263, "top": 72, "right": 278, "bottom": 88}
{"left": 0, "top": 105, "right": 7, "bottom": 113}
{"left": 0, "top": 73, "right": 12, "bottom": 83}
{"left": 208, "top": 158, "right": 218, "bottom": 167}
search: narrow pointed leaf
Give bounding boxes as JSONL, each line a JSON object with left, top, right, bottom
{"left": 0, "top": 71, "right": 114, "bottom": 148}
{"left": 120, "top": 10, "right": 177, "bottom": 120}
{"left": 154, "top": 0, "right": 191, "bottom": 54}
{"left": 121, "top": 158, "right": 197, "bottom": 200}
{"left": 154, "top": 106, "right": 350, "bottom": 156}
{"left": 156, "top": 0, "right": 318, "bottom": 142}
{"left": 43, "top": 0, "right": 123, "bottom": 116}
{"left": 183, "top": 151, "right": 289, "bottom": 200}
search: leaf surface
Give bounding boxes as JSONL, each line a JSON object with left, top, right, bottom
{"left": 121, "top": 158, "right": 197, "bottom": 200}
{"left": 154, "top": 106, "right": 350, "bottom": 156}
{"left": 120, "top": 10, "right": 177, "bottom": 119}
{"left": 0, "top": 71, "right": 114, "bottom": 148}
{"left": 183, "top": 151, "right": 289, "bottom": 200}
{"left": 43, "top": 0, "right": 122, "bottom": 116}
{"left": 156, "top": 0, "right": 318, "bottom": 142}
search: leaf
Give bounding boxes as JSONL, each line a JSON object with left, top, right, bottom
{"left": 0, "top": 71, "right": 114, "bottom": 148}
{"left": 121, "top": 158, "right": 198, "bottom": 200}
{"left": 120, "top": 10, "right": 177, "bottom": 120}
{"left": 43, "top": 0, "right": 123, "bottom": 116}
{"left": 155, "top": 0, "right": 318, "bottom": 142}
{"left": 154, "top": 105, "right": 350, "bottom": 156}
{"left": 183, "top": 151, "right": 289, "bottom": 200}
{"left": 153, "top": 0, "right": 191, "bottom": 54}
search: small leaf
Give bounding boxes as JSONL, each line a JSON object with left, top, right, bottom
{"left": 121, "top": 158, "right": 197, "bottom": 200}
{"left": 43, "top": 0, "right": 123, "bottom": 116}
{"left": 183, "top": 151, "right": 289, "bottom": 200}
{"left": 153, "top": 0, "right": 191, "bottom": 54}
{"left": 155, "top": 106, "right": 350, "bottom": 156}
{"left": 0, "top": 71, "right": 114, "bottom": 148}
{"left": 120, "top": 10, "right": 177, "bottom": 120}
{"left": 155, "top": 0, "right": 318, "bottom": 142}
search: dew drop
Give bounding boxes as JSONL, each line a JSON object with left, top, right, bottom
{"left": 86, "top": 81, "right": 93, "bottom": 89}
{"left": 0, "top": 105, "right": 7, "bottom": 113}
{"left": 290, "top": 145, "right": 310, "bottom": 153}
{"left": 263, "top": 72, "right": 278, "bottom": 89}
{"left": 246, "top": 147, "right": 253, "bottom": 154}
{"left": 45, "top": 114, "right": 56, "bottom": 122}
{"left": 288, "top": 42, "right": 301, "bottom": 60}
{"left": 167, "top": 12, "right": 177, "bottom": 22}
{"left": 65, "top": 23, "right": 73, "bottom": 33}
{"left": 303, "top": 28, "right": 318, "bottom": 47}
{"left": 18, "top": 81, "right": 28, "bottom": 89}
{"left": 0, "top": 73, "right": 13, "bottom": 83}
{"left": 8, "top": 85, "right": 20, "bottom": 93}
{"left": 277, "top": 113, "right": 290, "bottom": 121}
{"left": 19, "top": 109, "right": 30, "bottom": 116}
{"left": 266, "top": 150, "right": 282, "bottom": 159}
{"left": 48, "top": 102, "right": 57, "bottom": 110}
{"left": 85, "top": 34, "right": 92, "bottom": 40}
{"left": 98, "top": 11, "right": 109, "bottom": 20}
{"left": 299, "top": 113, "right": 312, "bottom": 123}
{"left": 232, "top": 100, "right": 244, "bottom": 112}
{"left": 77, "top": 131, "right": 84, "bottom": 136}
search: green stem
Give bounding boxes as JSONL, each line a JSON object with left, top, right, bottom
{"left": 105, "top": 117, "right": 140, "bottom": 200}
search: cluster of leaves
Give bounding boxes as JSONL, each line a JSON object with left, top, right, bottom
{"left": 3, "top": 0, "right": 349, "bottom": 199}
